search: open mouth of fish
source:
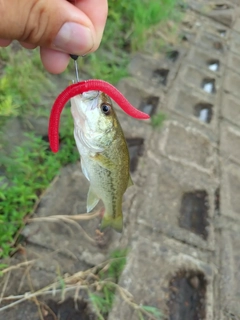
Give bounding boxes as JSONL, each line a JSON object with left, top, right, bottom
{"left": 71, "top": 91, "right": 104, "bottom": 153}
{"left": 81, "top": 91, "right": 100, "bottom": 112}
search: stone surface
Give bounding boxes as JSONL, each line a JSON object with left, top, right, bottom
{"left": 220, "top": 162, "right": 240, "bottom": 221}
{"left": 109, "top": 236, "right": 215, "bottom": 320}
{"left": 221, "top": 93, "right": 240, "bottom": 126}
{"left": 135, "top": 155, "right": 217, "bottom": 251}
{"left": 224, "top": 70, "right": 240, "bottom": 98}
{"left": 157, "top": 121, "right": 217, "bottom": 174}
{"left": 128, "top": 53, "right": 175, "bottom": 90}
{"left": 220, "top": 122, "right": 240, "bottom": 165}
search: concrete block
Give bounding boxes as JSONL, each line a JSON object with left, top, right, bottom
{"left": 221, "top": 162, "right": 240, "bottom": 220}
{"left": 219, "top": 224, "right": 240, "bottom": 318}
{"left": 116, "top": 110, "right": 152, "bottom": 143}
{"left": 116, "top": 77, "right": 162, "bottom": 115}
{"left": 199, "top": 32, "right": 226, "bottom": 54}
{"left": 157, "top": 121, "right": 217, "bottom": 174}
{"left": 127, "top": 53, "right": 177, "bottom": 90}
{"left": 227, "top": 51, "right": 240, "bottom": 72}
{"left": 189, "top": 3, "right": 238, "bottom": 27}
{"left": 180, "top": 65, "right": 220, "bottom": 96}
{"left": 188, "top": 47, "right": 224, "bottom": 76}
{"left": 221, "top": 92, "right": 240, "bottom": 127}
{"left": 200, "top": 20, "right": 230, "bottom": 39}
{"left": 220, "top": 121, "right": 240, "bottom": 165}
{"left": 224, "top": 70, "right": 240, "bottom": 98}
{"left": 109, "top": 236, "right": 215, "bottom": 320}
{"left": 167, "top": 85, "right": 219, "bottom": 138}
{"left": 133, "top": 154, "right": 217, "bottom": 250}
{"left": 233, "top": 16, "right": 240, "bottom": 31}
{"left": 207, "top": 7, "right": 237, "bottom": 27}
{"left": 229, "top": 30, "right": 240, "bottom": 54}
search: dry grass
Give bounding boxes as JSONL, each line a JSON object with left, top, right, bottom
{"left": 0, "top": 236, "right": 162, "bottom": 319}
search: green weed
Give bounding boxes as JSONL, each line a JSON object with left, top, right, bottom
{"left": 89, "top": 249, "right": 163, "bottom": 320}
{"left": 0, "top": 46, "right": 55, "bottom": 127}
{"left": 140, "top": 305, "right": 163, "bottom": 319}
{"left": 90, "top": 249, "right": 163, "bottom": 319}
{"left": 151, "top": 112, "right": 167, "bottom": 128}
{"left": 90, "top": 249, "right": 128, "bottom": 318}
{"left": 104, "top": 0, "right": 178, "bottom": 51}
{"left": 0, "top": 249, "right": 163, "bottom": 318}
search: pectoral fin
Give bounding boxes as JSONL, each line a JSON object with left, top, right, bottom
{"left": 87, "top": 187, "right": 100, "bottom": 213}
{"left": 91, "top": 153, "right": 115, "bottom": 171}
{"left": 81, "top": 158, "right": 90, "bottom": 181}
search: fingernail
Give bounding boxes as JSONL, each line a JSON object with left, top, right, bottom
{"left": 53, "top": 22, "right": 93, "bottom": 54}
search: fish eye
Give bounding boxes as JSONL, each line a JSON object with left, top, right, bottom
{"left": 101, "top": 103, "right": 111, "bottom": 115}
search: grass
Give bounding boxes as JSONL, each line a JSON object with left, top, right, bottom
{"left": 151, "top": 112, "right": 167, "bottom": 129}
{"left": 0, "top": 46, "right": 55, "bottom": 126}
{"left": 89, "top": 248, "right": 163, "bottom": 319}
{"left": 90, "top": 249, "right": 128, "bottom": 318}
{"left": 0, "top": 247, "right": 164, "bottom": 319}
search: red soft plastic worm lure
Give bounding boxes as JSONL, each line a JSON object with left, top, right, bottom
{"left": 48, "top": 79, "right": 150, "bottom": 153}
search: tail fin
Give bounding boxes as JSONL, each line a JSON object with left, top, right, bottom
{"left": 100, "top": 214, "right": 123, "bottom": 233}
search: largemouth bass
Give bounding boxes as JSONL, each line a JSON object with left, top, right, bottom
{"left": 71, "top": 91, "right": 133, "bottom": 233}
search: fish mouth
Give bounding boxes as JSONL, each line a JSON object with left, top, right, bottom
{"left": 71, "top": 92, "right": 104, "bottom": 153}
{"left": 70, "top": 95, "right": 86, "bottom": 129}
{"left": 71, "top": 90, "right": 100, "bottom": 124}
{"left": 82, "top": 91, "right": 100, "bottom": 111}
{"left": 82, "top": 90, "right": 99, "bottom": 100}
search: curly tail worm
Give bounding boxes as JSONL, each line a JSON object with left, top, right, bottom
{"left": 48, "top": 79, "right": 150, "bottom": 153}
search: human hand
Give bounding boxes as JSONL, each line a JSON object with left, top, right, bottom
{"left": 0, "top": 0, "right": 108, "bottom": 74}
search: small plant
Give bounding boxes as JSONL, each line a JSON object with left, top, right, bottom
{"left": 140, "top": 306, "right": 163, "bottom": 319}
{"left": 0, "top": 249, "right": 163, "bottom": 319}
{"left": 90, "top": 249, "right": 128, "bottom": 318}
{"left": 89, "top": 249, "right": 163, "bottom": 319}
{"left": 0, "top": 77, "right": 18, "bottom": 117}
{"left": 0, "top": 45, "right": 55, "bottom": 128}
{"left": 151, "top": 112, "right": 167, "bottom": 128}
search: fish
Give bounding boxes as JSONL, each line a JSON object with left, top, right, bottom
{"left": 70, "top": 90, "right": 133, "bottom": 233}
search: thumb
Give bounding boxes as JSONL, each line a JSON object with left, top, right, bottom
{"left": 0, "top": 0, "right": 96, "bottom": 55}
